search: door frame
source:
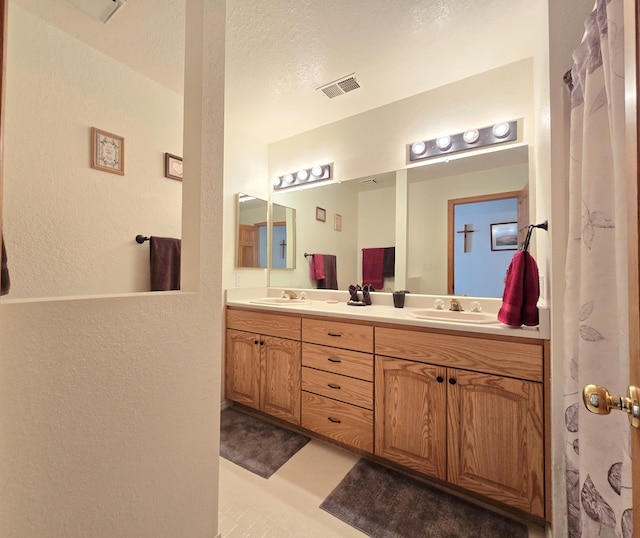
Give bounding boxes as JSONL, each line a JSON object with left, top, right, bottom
{"left": 447, "top": 190, "right": 522, "bottom": 294}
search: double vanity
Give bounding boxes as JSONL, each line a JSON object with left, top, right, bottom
{"left": 225, "top": 288, "right": 550, "bottom": 521}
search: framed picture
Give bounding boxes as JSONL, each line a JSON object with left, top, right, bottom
{"left": 490, "top": 222, "right": 518, "bottom": 251}
{"left": 164, "top": 153, "right": 183, "bottom": 181}
{"left": 91, "top": 127, "right": 124, "bottom": 175}
{"left": 316, "top": 206, "right": 326, "bottom": 222}
{"left": 334, "top": 213, "right": 342, "bottom": 231}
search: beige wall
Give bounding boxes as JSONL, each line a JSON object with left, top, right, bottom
{"left": 3, "top": 5, "right": 184, "bottom": 299}
{"left": 0, "top": 2, "right": 224, "bottom": 538}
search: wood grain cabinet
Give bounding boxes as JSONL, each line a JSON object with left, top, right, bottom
{"left": 375, "top": 327, "right": 545, "bottom": 518}
{"left": 300, "top": 318, "right": 374, "bottom": 452}
{"left": 226, "top": 309, "right": 301, "bottom": 425}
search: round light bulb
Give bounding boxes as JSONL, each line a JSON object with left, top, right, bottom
{"left": 492, "top": 122, "right": 510, "bottom": 138}
{"left": 436, "top": 135, "right": 452, "bottom": 150}
{"left": 311, "top": 165, "right": 324, "bottom": 177}
{"left": 284, "top": 173, "right": 295, "bottom": 184}
{"left": 463, "top": 129, "right": 479, "bottom": 144}
{"left": 273, "top": 176, "right": 282, "bottom": 188}
{"left": 411, "top": 141, "right": 426, "bottom": 155}
{"left": 297, "top": 169, "right": 309, "bottom": 181}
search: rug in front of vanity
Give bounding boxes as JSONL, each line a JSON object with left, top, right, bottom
{"left": 320, "top": 459, "right": 528, "bottom": 538}
{"left": 220, "top": 407, "right": 310, "bottom": 479}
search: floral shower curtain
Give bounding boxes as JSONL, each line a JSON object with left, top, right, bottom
{"left": 564, "top": 0, "right": 633, "bottom": 537}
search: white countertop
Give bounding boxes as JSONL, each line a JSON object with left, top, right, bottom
{"left": 225, "top": 288, "right": 550, "bottom": 340}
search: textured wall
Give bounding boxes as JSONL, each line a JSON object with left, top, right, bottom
{"left": 3, "top": 5, "right": 184, "bottom": 299}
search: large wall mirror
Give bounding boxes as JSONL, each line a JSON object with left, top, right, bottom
{"left": 269, "top": 145, "right": 529, "bottom": 298}
{"left": 2, "top": 1, "right": 185, "bottom": 299}
{"left": 236, "top": 193, "right": 268, "bottom": 268}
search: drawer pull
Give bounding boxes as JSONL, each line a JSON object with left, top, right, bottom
{"left": 328, "top": 383, "right": 341, "bottom": 390}
{"left": 327, "top": 358, "right": 342, "bottom": 363}
{"left": 327, "top": 332, "right": 342, "bottom": 337}
{"left": 327, "top": 417, "right": 342, "bottom": 424}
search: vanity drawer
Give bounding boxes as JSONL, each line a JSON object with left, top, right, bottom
{"left": 375, "top": 327, "right": 543, "bottom": 382}
{"left": 302, "top": 392, "right": 373, "bottom": 453}
{"left": 302, "top": 343, "right": 373, "bottom": 381}
{"left": 227, "top": 308, "right": 301, "bottom": 340}
{"left": 302, "top": 367, "right": 373, "bottom": 410}
{"left": 302, "top": 318, "right": 373, "bottom": 353}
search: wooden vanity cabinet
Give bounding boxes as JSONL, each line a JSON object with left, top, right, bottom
{"left": 300, "top": 318, "right": 374, "bottom": 452}
{"left": 226, "top": 309, "right": 301, "bottom": 425}
{"left": 375, "top": 326, "right": 545, "bottom": 518}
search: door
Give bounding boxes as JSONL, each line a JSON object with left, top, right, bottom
{"left": 237, "top": 224, "right": 258, "bottom": 267}
{"left": 374, "top": 356, "right": 447, "bottom": 480}
{"left": 447, "top": 369, "right": 544, "bottom": 517}
{"left": 225, "top": 329, "right": 261, "bottom": 409}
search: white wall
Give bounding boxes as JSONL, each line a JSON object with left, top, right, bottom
{"left": 3, "top": 5, "right": 184, "bottom": 299}
{"left": 407, "top": 163, "right": 528, "bottom": 294}
{"left": 0, "top": 1, "right": 224, "bottom": 537}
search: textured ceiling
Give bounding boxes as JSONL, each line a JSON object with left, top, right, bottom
{"left": 12, "top": 0, "right": 541, "bottom": 144}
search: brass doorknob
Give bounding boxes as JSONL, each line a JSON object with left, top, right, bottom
{"left": 582, "top": 384, "right": 640, "bottom": 429}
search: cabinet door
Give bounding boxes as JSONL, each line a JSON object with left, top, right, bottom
{"left": 260, "top": 335, "right": 301, "bottom": 425}
{"left": 375, "top": 356, "right": 447, "bottom": 480}
{"left": 225, "top": 329, "right": 260, "bottom": 410}
{"left": 447, "top": 369, "right": 544, "bottom": 518}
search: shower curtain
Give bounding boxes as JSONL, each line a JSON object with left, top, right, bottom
{"left": 564, "top": 0, "right": 632, "bottom": 537}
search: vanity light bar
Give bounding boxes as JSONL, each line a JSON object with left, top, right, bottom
{"left": 408, "top": 121, "right": 518, "bottom": 163}
{"left": 273, "top": 163, "right": 333, "bottom": 191}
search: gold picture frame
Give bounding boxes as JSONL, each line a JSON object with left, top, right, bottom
{"left": 334, "top": 213, "right": 342, "bottom": 231}
{"left": 91, "top": 127, "right": 124, "bottom": 175}
{"left": 164, "top": 153, "right": 183, "bottom": 181}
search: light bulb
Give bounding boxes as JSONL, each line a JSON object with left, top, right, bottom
{"left": 284, "top": 173, "right": 295, "bottom": 184}
{"left": 273, "top": 176, "right": 282, "bottom": 188}
{"left": 463, "top": 129, "right": 479, "bottom": 144}
{"left": 297, "top": 169, "right": 309, "bottom": 181}
{"left": 492, "top": 122, "right": 510, "bottom": 138}
{"left": 411, "top": 141, "right": 426, "bottom": 155}
{"left": 436, "top": 135, "right": 452, "bottom": 150}
{"left": 311, "top": 165, "right": 324, "bottom": 177}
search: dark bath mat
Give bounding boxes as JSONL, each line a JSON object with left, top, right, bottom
{"left": 220, "top": 407, "right": 310, "bottom": 479}
{"left": 320, "top": 459, "right": 528, "bottom": 538}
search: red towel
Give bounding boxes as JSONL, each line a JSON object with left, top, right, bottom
{"left": 362, "top": 248, "right": 385, "bottom": 290}
{"left": 311, "top": 254, "right": 325, "bottom": 280}
{"left": 498, "top": 250, "right": 540, "bottom": 327}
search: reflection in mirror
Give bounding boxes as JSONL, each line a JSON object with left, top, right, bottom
{"left": 236, "top": 193, "right": 268, "bottom": 268}
{"left": 270, "top": 203, "right": 296, "bottom": 269}
{"left": 269, "top": 145, "right": 529, "bottom": 299}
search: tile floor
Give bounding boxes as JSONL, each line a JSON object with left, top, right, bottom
{"left": 218, "top": 437, "right": 547, "bottom": 538}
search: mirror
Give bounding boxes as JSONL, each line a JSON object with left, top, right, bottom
{"left": 269, "top": 145, "right": 529, "bottom": 297}
{"left": 236, "top": 193, "right": 268, "bottom": 268}
{"left": 270, "top": 202, "right": 296, "bottom": 269}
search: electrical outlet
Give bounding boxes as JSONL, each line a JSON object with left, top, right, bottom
{"left": 235, "top": 272, "right": 242, "bottom": 287}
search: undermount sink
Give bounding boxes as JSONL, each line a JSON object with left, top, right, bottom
{"left": 406, "top": 308, "right": 497, "bottom": 324}
{"left": 249, "top": 298, "right": 313, "bottom": 306}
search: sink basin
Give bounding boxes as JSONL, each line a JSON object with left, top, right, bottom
{"left": 249, "top": 298, "right": 313, "bottom": 306}
{"left": 406, "top": 308, "right": 497, "bottom": 324}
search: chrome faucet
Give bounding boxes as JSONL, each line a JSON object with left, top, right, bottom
{"left": 449, "top": 298, "right": 464, "bottom": 311}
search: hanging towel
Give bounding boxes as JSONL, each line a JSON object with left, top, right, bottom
{"left": 311, "top": 253, "right": 325, "bottom": 280}
{"left": 362, "top": 248, "right": 385, "bottom": 290}
{"left": 383, "top": 246, "right": 395, "bottom": 278}
{"left": 498, "top": 250, "right": 540, "bottom": 327}
{"left": 1, "top": 236, "right": 10, "bottom": 296}
{"left": 150, "top": 236, "right": 181, "bottom": 291}
{"left": 316, "top": 254, "right": 338, "bottom": 290}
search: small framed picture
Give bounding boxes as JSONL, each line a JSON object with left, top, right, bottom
{"left": 316, "top": 206, "right": 326, "bottom": 222}
{"left": 490, "top": 222, "right": 518, "bottom": 251}
{"left": 91, "top": 127, "right": 124, "bottom": 175}
{"left": 164, "top": 153, "right": 183, "bottom": 181}
{"left": 334, "top": 213, "right": 342, "bottom": 231}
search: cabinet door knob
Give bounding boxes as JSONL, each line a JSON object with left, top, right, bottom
{"left": 327, "top": 417, "right": 342, "bottom": 424}
{"left": 328, "top": 383, "right": 341, "bottom": 390}
{"left": 449, "top": 378, "right": 457, "bottom": 385}
{"left": 259, "top": 341, "right": 265, "bottom": 346}
{"left": 436, "top": 376, "right": 444, "bottom": 383}
{"left": 254, "top": 339, "right": 259, "bottom": 345}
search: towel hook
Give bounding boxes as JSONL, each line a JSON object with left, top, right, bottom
{"left": 522, "top": 221, "right": 548, "bottom": 252}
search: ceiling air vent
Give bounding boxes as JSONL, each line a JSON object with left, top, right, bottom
{"left": 318, "top": 73, "right": 361, "bottom": 99}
